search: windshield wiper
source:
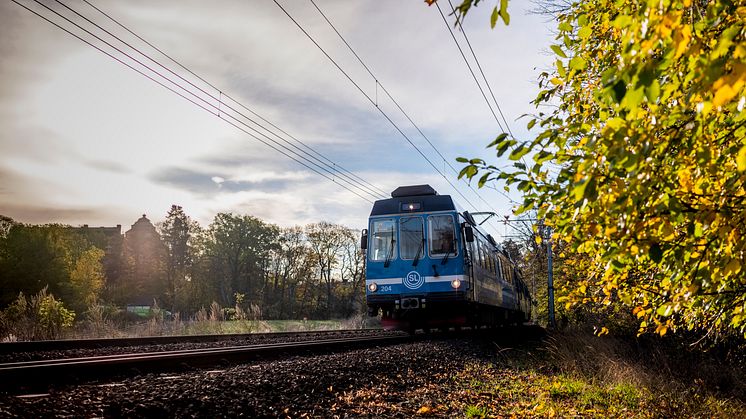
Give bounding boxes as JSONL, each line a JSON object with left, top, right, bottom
{"left": 384, "top": 236, "right": 395, "bottom": 268}
{"left": 412, "top": 238, "right": 425, "bottom": 266}
{"left": 441, "top": 239, "right": 456, "bottom": 265}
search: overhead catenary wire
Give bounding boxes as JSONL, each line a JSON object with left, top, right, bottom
{"left": 273, "top": 0, "right": 514, "bottom": 239}
{"left": 79, "top": 0, "right": 389, "bottom": 199}
{"left": 308, "top": 0, "right": 518, "bottom": 216}
{"left": 58, "top": 0, "right": 387, "bottom": 202}
{"left": 446, "top": 0, "right": 515, "bottom": 139}
{"left": 9, "top": 0, "right": 379, "bottom": 204}
{"left": 16, "top": 0, "right": 385, "bottom": 203}
{"left": 436, "top": 0, "right": 526, "bottom": 207}
{"left": 271, "top": 0, "right": 490, "bottom": 221}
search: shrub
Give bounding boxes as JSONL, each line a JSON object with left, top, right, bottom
{"left": 0, "top": 287, "right": 75, "bottom": 341}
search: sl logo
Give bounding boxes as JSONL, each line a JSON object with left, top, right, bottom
{"left": 404, "top": 271, "right": 424, "bottom": 290}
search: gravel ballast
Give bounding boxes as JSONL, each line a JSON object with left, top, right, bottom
{"left": 0, "top": 337, "right": 496, "bottom": 418}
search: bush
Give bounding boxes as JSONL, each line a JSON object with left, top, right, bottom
{"left": 0, "top": 287, "right": 75, "bottom": 341}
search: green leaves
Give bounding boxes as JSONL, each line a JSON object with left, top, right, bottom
{"left": 509, "top": 144, "right": 530, "bottom": 161}
{"left": 551, "top": 45, "right": 568, "bottom": 58}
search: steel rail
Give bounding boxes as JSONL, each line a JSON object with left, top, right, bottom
{"left": 0, "top": 334, "right": 416, "bottom": 393}
{"left": 0, "top": 328, "right": 379, "bottom": 353}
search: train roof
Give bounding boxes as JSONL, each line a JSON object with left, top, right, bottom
{"left": 370, "top": 184, "right": 458, "bottom": 216}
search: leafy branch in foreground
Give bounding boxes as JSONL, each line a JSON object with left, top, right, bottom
{"left": 458, "top": 0, "right": 746, "bottom": 338}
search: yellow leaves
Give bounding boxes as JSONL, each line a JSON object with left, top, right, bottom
{"left": 660, "top": 222, "right": 675, "bottom": 240}
{"left": 723, "top": 258, "right": 741, "bottom": 277}
{"left": 416, "top": 406, "right": 432, "bottom": 415}
{"left": 737, "top": 145, "right": 746, "bottom": 172}
{"left": 655, "top": 323, "right": 668, "bottom": 336}
{"left": 712, "top": 64, "right": 746, "bottom": 108}
{"left": 677, "top": 167, "right": 693, "bottom": 192}
{"left": 633, "top": 306, "right": 646, "bottom": 318}
{"left": 673, "top": 24, "right": 692, "bottom": 58}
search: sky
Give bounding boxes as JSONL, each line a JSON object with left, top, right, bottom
{"left": 0, "top": 0, "right": 554, "bottom": 238}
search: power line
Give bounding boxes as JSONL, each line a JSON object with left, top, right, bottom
{"left": 435, "top": 1, "right": 504, "bottom": 133}
{"left": 79, "top": 0, "right": 389, "bottom": 199}
{"left": 436, "top": 1, "right": 525, "bottom": 207}
{"left": 60, "top": 0, "right": 386, "bottom": 201}
{"left": 16, "top": 0, "right": 385, "bottom": 204}
{"left": 446, "top": 0, "right": 515, "bottom": 139}
{"left": 307, "top": 0, "right": 517, "bottom": 223}
{"left": 272, "top": 0, "right": 490, "bottom": 221}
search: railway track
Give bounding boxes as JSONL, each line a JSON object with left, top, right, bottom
{"left": 1, "top": 332, "right": 415, "bottom": 393}
{"left": 0, "top": 328, "right": 378, "bottom": 353}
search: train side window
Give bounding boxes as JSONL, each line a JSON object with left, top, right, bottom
{"left": 399, "top": 216, "right": 424, "bottom": 260}
{"left": 428, "top": 215, "right": 457, "bottom": 257}
{"left": 471, "top": 240, "right": 480, "bottom": 267}
{"left": 369, "top": 218, "right": 397, "bottom": 262}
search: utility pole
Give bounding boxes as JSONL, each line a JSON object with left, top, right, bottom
{"left": 545, "top": 225, "right": 556, "bottom": 328}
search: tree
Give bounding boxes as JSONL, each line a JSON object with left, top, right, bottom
{"left": 67, "top": 247, "right": 105, "bottom": 313}
{"left": 159, "top": 205, "right": 200, "bottom": 312}
{"left": 307, "top": 222, "right": 349, "bottom": 318}
{"left": 266, "top": 226, "right": 315, "bottom": 318}
{"left": 205, "top": 213, "right": 279, "bottom": 306}
{"left": 455, "top": 0, "right": 746, "bottom": 337}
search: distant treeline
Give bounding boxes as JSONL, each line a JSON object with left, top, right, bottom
{"left": 0, "top": 207, "right": 365, "bottom": 320}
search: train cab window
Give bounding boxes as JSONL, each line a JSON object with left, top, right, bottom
{"left": 399, "top": 216, "right": 424, "bottom": 260}
{"left": 428, "top": 215, "right": 457, "bottom": 257}
{"left": 369, "top": 219, "right": 397, "bottom": 262}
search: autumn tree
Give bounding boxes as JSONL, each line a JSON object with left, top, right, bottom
{"left": 453, "top": 0, "right": 746, "bottom": 337}
{"left": 67, "top": 247, "right": 105, "bottom": 313}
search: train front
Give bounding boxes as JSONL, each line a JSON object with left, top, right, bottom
{"left": 363, "top": 184, "right": 468, "bottom": 330}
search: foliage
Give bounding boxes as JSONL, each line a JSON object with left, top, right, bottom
{"left": 159, "top": 205, "right": 200, "bottom": 312}
{"left": 456, "top": 0, "right": 746, "bottom": 338}
{"left": 68, "top": 246, "right": 105, "bottom": 312}
{"left": 0, "top": 287, "right": 75, "bottom": 341}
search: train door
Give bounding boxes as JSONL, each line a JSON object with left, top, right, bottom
{"left": 461, "top": 221, "right": 476, "bottom": 302}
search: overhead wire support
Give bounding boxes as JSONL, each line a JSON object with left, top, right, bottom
{"left": 307, "top": 0, "right": 515, "bottom": 235}
{"left": 17, "top": 0, "right": 386, "bottom": 203}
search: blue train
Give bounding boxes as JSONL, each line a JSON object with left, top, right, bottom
{"left": 362, "top": 185, "right": 532, "bottom": 330}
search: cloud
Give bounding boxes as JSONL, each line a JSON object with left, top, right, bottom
{"left": 149, "top": 166, "right": 302, "bottom": 196}
{"left": 85, "top": 159, "right": 132, "bottom": 174}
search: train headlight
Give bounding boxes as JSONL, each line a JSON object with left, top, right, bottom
{"left": 450, "top": 279, "right": 461, "bottom": 289}
{"left": 368, "top": 282, "right": 378, "bottom": 292}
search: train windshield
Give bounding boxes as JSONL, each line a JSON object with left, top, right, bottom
{"left": 399, "top": 216, "right": 424, "bottom": 260}
{"left": 428, "top": 215, "right": 457, "bottom": 257}
{"left": 370, "top": 219, "right": 396, "bottom": 262}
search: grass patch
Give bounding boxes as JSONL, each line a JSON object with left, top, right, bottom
{"left": 464, "top": 404, "right": 489, "bottom": 418}
{"left": 448, "top": 330, "right": 745, "bottom": 418}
